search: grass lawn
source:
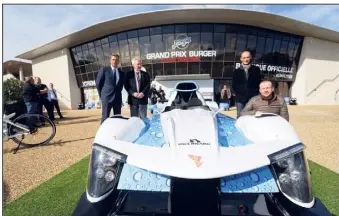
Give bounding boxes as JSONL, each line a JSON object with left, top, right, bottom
{"left": 4, "top": 158, "right": 339, "bottom": 216}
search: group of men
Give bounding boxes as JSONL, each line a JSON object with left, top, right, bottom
{"left": 96, "top": 54, "right": 150, "bottom": 123}
{"left": 231, "top": 50, "right": 289, "bottom": 121}
{"left": 96, "top": 51, "right": 289, "bottom": 124}
{"left": 23, "top": 76, "right": 64, "bottom": 124}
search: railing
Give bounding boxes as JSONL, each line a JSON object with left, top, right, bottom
{"left": 335, "top": 89, "right": 339, "bottom": 102}
{"left": 306, "top": 73, "right": 339, "bottom": 97}
{"left": 55, "top": 89, "right": 70, "bottom": 102}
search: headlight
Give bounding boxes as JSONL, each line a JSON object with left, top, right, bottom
{"left": 86, "top": 144, "right": 126, "bottom": 202}
{"left": 269, "top": 143, "right": 314, "bottom": 208}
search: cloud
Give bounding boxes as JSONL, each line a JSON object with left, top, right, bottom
{"left": 277, "top": 5, "right": 339, "bottom": 31}
{"left": 3, "top": 5, "right": 339, "bottom": 62}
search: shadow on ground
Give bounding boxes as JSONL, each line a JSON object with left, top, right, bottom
{"left": 3, "top": 137, "right": 95, "bottom": 154}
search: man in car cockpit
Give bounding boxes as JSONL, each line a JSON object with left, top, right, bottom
{"left": 240, "top": 79, "right": 289, "bottom": 121}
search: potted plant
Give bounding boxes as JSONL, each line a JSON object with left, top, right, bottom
{"left": 3, "top": 77, "right": 26, "bottom": 118}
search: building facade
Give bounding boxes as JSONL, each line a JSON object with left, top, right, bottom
{"left": 16, "top": 8, "right": 339, "bottom": 109}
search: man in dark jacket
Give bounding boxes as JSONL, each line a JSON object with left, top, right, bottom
{"left": 96, "top": 54, "right": 125, "bottom": 123}
{"left": 124, "top": 57, "right": 151, "bottom": 119}
{"left": 34, "top": 77, "right": 55, "bottom": 122}
{"left": 232, "top": 51, "right": 262, "bottom": 118}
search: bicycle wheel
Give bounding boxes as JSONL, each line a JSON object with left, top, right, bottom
{"left": 8, "top": 113, "right": 56, "bottom": 147}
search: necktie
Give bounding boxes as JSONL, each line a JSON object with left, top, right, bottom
{"left": 136, "top": 72, "right": 141, "bottom": 91}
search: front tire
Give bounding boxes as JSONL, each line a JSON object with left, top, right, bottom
{"left": 9, "top": 113, "right": 56, "bottom": 147}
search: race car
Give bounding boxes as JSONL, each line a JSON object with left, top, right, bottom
{"left": 73, "top": 81, "right": 331, "bottom": 216}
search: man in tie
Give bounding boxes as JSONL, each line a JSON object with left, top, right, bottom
{"left": 96, "top": 54, "right": 125, "bottom": 123}
{"left": 47, "top": 83, "right": 64, "bottom": 119}
{"left": 232, "top": 50, "right": 262, "bottom": 118}
{"left": 124, "top": 57, "right": 151, "bottom": 119}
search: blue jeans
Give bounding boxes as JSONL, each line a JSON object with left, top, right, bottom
{"left": 236, "top": 102, "right": 246, "bottom": 119}
{"left": 25, "top": 102, "right": 38, "bottom": 130}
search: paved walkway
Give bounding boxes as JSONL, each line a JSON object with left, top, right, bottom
{"left": 3, "top": 106, "right": 339, "bottom": 203}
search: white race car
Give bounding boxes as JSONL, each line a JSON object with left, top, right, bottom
{"left": 73, "top": 81, "right": 331, "bottom": 216}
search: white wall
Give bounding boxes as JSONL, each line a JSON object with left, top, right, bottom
{"left": 292, "top": 37, "right": 339, "bottom": 105}
{"left": 32, "top": 48, "right": 81, "bottom": 109}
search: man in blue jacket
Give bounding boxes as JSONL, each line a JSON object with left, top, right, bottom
{"left": 96, "top": 54, "right": 125, "bottom": 123}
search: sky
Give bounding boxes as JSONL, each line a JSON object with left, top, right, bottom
{"left": 3, "top": 4, "right": 339, "bottom": 62}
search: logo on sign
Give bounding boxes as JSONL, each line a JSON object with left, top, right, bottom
{"left": 172, "top": 34, "right": 192, "bottom": 50}
{"left": 82, "top": 80, "right": 96, "bottom": 87}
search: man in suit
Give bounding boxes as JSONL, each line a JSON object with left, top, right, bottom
{"left": 34, "top": 77, "right": 55, "bottom": 122}
{"left": 124, "top": 57, "right": 151, "bottom": 119}
{"left": 96, "top": 54, "right": 125, "bottom": 123}
{"left": 47, "top": 83, "right": 64, "bottom": 119}
{"left": 232, "top": 50, "right": 262, "bottom": 118}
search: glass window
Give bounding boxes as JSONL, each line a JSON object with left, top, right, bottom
{"left": 164, "top": 63, "right": 175, "bottom": 75}
{"left": 128, "top": 38, "right": 140, "bottom": 58}
{"left": 138, "top": 28, "right": 149, "bottom": 37}
{"left": 187, "top": 33, "right": 200, "bottom": 51}
{"left": 82, "top": 44, "right": 89, "bottom": 51}
{"left": 118, "top": 32, "right": 127, "bottom": 40}
{"left": 223, "top": 62, "right": 235, "bottom": 78}
{"left": 142, "top": 64, "right": 153, "bottom": 78}
{"left": 200, "top": 62, "right": 212, "bottom": 76}
{"left": 82, "top": 73, "right": 88, "bottom": 82}
{"left": 187, "top": 24, "right": 200, "bottom": 33}
{"left": 92, "top": 62, "right": 100, "bottom": 72}
{"left": 188, "top": 62, "right": 200, "bottom": 74}
{"left": 256, "top": 37, "right": 266, "bottom": 54}
{"left": 80, "top": 65, "right": 86, "bottom": 74}
{"left": 150, "top": 26, "right": 162, "bottom": 35}
{"left": 153, "top": 63, "right": 164, "bottom": 78}
{"left": 94, "top": 40, "right": 101, "bottom": 47}
{"left": 175, "top": 24, "right": 187, "bottom": 34}
{"left": 76, "top": 46, "right": 82, "bottom": 52}
{"left": 201, "top": 24, "right": 213, "bottom": 32}
{"left": 236, "top": 34, "right": 247, "bottom": 53}
{"left": 139, "top": 36, "right": 152, "bottom": 64}
{"left": 88, "top": 48, "right": 97, "bottom": 63}
{"left": 127, "top": 30, "right": 138, "bottom": 38}
{"left": 224, "top": 33, "right": 236, "bottom": 62}
{"left": 163, "top": 33, "right": 175, "bottom": 52}
{"left": 150, "top": 35, "right": 164, "bottom": 63}
{"left": 87, "top": 72, "right": 95, "bottom": 81}
{"left": 74, "top": 67, "right": 81, "bottom": 75}
{"left": 200, "top": 33, "right": 213, "bottom": 50}
{"left": 212, "top": 62, "right": 223, "bottom": 78}
{"left": 280, "top": 40, "right": 288, "bottom": 54}
{"left": 254, "top": 53, "right": 263, "bottom": 64}
{"left": 162, "top": 25, "right": 174, "bottom": 34}
{"left": 102, "top": 43, "right": 111, "bottom": 64}
{"left": 264, "top": 38, "right": 274, "bottom": 53}
{"left": 176, "top": 62, "right": 187, "bottom": 75}
{"left": 101, "top": 37, "right": 109, "bottom": 45}
{"left": 95, "top": 46, "right": 104, "bottom": 62}
{"left": 214, "top": 33, "right": 225, "bottom": 61}
{"left": 246, "top": 35, "right": 257, "bottom": 55}
{"left": 108, "top": 35, "right": 117, "bottom": 42}
{"left": 72, "top": 49, "right": 79, "bottom": 66}
{"left": 88, "top": 42, "right": 95, "bottom": 49}
{"left": 273, "top": 39, "right": 281, "bottom": 53}
{"left": 85, "top": 64, "right": 93, "bottom": 72}
{"left": 118, "top": 40, "right": 130, "bottom": 66}
{"left": 214, "top": 24, "right": 225, "bottom": 33}
{"left": 287, "top": 40, "right": 296, "bottom": 59}
{"left": 110, "top": 42, "right": 120, "bottom": 57}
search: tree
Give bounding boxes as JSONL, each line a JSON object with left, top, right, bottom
{"left": 3, "top": 78, "right": 24, "bottom": 104}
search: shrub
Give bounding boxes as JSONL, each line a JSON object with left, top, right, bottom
{"left": 3, "top": 78, "right": 24, "bottom": 104}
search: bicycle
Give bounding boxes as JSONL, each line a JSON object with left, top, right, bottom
{"left": 3, "top": 112, "right": 56, "bottom": 154}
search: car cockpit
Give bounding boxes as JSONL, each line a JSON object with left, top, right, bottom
{"left": 163, "top": 81, "right": 210, "bottom": 112}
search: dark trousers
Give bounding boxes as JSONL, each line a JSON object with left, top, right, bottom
{"left": 101, "top": 100, "right": 121, "bottom": 123}
{"left": 50, "top": 100, "right": 63, "bottom": 118}
{"left": 130, "top": 104, "right": 147, "bottom": 119}
{"left": 38, "top": 99, "right": 54, "bottom": 121}
{"left": 236, "top": 102, "right": 246, "bottom": 119}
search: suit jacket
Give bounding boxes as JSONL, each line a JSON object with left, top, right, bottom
{"left": 124, "top": 69, "right": 151, "bottom": 105}
{"left": 96, "top": 66, "right": 125, "bottom": 104}
{"left": 47, "top": 89, "right": 58, "bottom": 101}
{"left": 232, "top": 65, "right": 262, "bottom": 103}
